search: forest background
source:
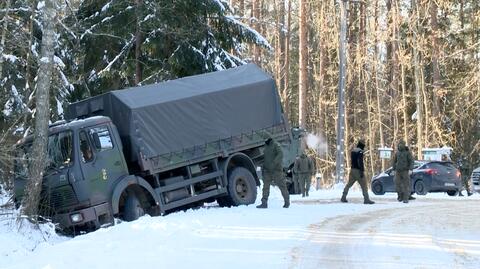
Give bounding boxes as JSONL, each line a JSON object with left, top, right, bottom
{"left": 0, "top": 0, "right": 479, "bottom": 188}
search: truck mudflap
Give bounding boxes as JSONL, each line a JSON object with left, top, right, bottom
{"left": 52, "top": 202, "right": 113, "bottom": 229}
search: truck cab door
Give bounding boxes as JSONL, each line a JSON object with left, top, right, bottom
{"left": 77, "top": 124, "right": 128, "bottom": 206}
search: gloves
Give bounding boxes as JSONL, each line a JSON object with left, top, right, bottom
{"left": 408, "top": 170, "right": 413, "bottom": 176}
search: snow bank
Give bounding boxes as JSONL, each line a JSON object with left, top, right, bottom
{"left": 1, "top": 187, "right": 479, "bottom": 269}
{"left": 0, "top": 190, "right": 66, "bottom": 267}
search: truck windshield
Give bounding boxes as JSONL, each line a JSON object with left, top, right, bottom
{"left": 47, "top": 131, "right": 74, "bottom": 169}
{"left": 14, "top": 131, "right": 74, "bottom": 178}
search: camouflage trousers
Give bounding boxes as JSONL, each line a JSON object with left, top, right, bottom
{"left": 395, "top": 171, "right": 410, "bottom": 202}
{"left": 342, "top": 168, "right": 370, "bottom": 201}
{"left": 261, "top": 170, "right": 290, "bottom": 204}
{"left": 462, "top": 176, "right": 472, "bottom": 194}
{"left": 297, "top": 173, "right": 311, "bottom": 196}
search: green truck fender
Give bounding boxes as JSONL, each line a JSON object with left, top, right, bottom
{"left": 220, "top": 152, "right": 260, "bottom": 186}
{"left": 111, "top": 175, "right": 160, "bottom": 215}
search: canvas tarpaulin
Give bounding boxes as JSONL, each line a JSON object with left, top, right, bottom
{"left": 66, "top": 64, "right": 284, "bottom": 164}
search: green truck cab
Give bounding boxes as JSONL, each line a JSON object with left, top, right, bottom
{"left": 13, "top": 64, "right": 303, "bottom": 232}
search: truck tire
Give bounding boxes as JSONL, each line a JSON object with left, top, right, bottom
{"left": 216, "top": 196, "right": 233, "bottom": 207}
{"left": 123, "top": 193, "right": 145, "bottom": 222}
{"left": 225, "top": 167, "right": 257, "bottom": 206}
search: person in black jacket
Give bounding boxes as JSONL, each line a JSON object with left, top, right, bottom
{"left": 341, "top": 139, "right": 375, "bottom": 204}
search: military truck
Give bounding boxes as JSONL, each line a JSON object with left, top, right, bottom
{"left": 13, "top": 64, "right": 303, "bottom": 231}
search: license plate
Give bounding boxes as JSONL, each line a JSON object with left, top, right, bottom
{"left": 444, "top": 183, "right": 455, "bottom": 187}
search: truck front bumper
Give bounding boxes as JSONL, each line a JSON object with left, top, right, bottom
{"left": 53, "top": 202, "right": 113, "bottom": 229}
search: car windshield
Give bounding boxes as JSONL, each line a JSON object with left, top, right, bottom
{"left": 413, "top": 161, "right": 426, "bottom": 169}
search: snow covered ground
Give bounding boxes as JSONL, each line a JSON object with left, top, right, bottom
{"left": 1, "top": 186, "right": 479, "bottom": 269}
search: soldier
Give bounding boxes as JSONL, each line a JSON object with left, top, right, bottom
{"left": 458, "top": 157, "right": 473, "bottom": 196}
{"left": 257, "top": 134, "right": 290, "bottom": 208}
{"left": 341, "top": 139, "right": 375, "bottom": 204}
{"left": 392, "top": 140, "right": 414, "bottom": 203}
{"left": 294, "top": 152, "right": 315, "bottom": 197}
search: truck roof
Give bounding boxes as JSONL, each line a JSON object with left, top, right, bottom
{"left": 66, "top": 64, "right": 285, "bottom": 164}
{"left": 16, "top": 116, "right": 111, "bottom": 146}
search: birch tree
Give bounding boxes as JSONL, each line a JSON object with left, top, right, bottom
{"left": 22, "top": 0, "right": 57, "bottom": 218}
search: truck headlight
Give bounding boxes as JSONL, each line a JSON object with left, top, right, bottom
{"left": 70, "top": 213, "right": 83, "bottom": 223}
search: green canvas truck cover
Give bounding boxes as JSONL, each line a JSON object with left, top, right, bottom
{"left": 65, "top": 64, "right": 284, "bottom": 164}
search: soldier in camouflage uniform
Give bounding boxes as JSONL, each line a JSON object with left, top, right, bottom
{"left": 294, "top": 152, "right": 315, "bottom": 197}
{"left": 458, "top": 157, "right": 473, "bottom": 196}
{"left": 257, "top": 135, "right": 290, "bottom": 208}
{"left": 341, "top": 139, "right": 375, "bottom": 204}
{"left": 392, "top": 140, "right": 414, "bottom": 203}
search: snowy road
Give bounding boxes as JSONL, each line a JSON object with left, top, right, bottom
{"left": 290, "top": 199, "right": 480, "bottom": 269}
{"left": 1, "top": 189, "right": 479, "bottom": 269}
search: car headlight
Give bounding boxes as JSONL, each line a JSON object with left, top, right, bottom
{"left": 70, "top": 213, "right": 83, "bottom": 223}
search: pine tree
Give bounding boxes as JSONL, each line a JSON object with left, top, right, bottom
{"left": 72, "top": 0, "right": 271, "bottom": 97}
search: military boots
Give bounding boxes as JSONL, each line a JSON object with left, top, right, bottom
{"left": 364, "top": 199, "right": 375, "bottom": 204}
{"left": 257, "top": 199, "right": 268, "bottom": 208}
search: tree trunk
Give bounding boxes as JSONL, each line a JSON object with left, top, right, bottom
{"left": 374, "top": 0, "right": 386, "bottom": 170}
{"left": 298, "top": 0, "right": 307, "bottom": 128}
{"left": 135, "top": 0, "right": 143, "bottom": 85}
{"left": 411, "top": 0, "right": 422, "bottom": 158}
{"left": 283, "top": 0, "right": 291, "bottom": 121}
{"left": 273, "top": 0, "right": 285, "bottom": 106}
{"left": 317, "top": 1, "right": 326, "bottom": 137}
{"left": 430, "top": 0, "right": 441, "bottom": 116}
{"left": 22, "top": 0, "right": 57, "bottom": 219}
{"left": 401, "top": 62, "right": 408, "bottom": 144}
{"left": 0, "top": 0, "right": 11, "bottom": 79}
{"left": 251, "top": 0, "right": 260, "bottom": 64}
{"left": 239, "top": 0, "right": 244, "bottom": 16}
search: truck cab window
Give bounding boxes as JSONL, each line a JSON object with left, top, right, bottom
{"left": 47, "top": 131, "right": 73, "bottom": 169}
{"left": 79, "top": 131, "right": 94, "bottom": 163}
{"left": 88, "top": 126, "right": 113, "bottom": 151}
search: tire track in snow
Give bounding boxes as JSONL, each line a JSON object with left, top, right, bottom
{"left": 289, "top": 200, "right": 480, "bottom": 269}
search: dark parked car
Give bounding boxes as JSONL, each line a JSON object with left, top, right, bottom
{"left": 371, "top": 161, "right": 462, "bottom": 196}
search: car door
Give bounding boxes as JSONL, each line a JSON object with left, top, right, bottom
{"left": 383, "top": 168, "right": 396, "bottom": 192}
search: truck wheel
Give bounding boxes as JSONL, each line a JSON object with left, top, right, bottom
{"left": 226, "top": 167, "right": 257, "bottom": 206}
{"left": 123, "top": 193, "right": 145, "bottom": 222}
{"left": 216, "top": 197, "right": 233, "bottom": 207}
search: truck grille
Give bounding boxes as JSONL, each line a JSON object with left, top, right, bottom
{"left": 41, "top": 185, "right": 78, "bottom": 212}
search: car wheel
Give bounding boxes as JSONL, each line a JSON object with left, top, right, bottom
{"left": 414, "top": 180, "right": 428, "bottom": 195}
{"left": 446, "top": 190, "right": 458, "bottom": 196}
{"left": 372, "top": 181, "right": 385, "bottom": 195}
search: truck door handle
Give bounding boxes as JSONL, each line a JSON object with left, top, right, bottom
{"left": 114, "top": 161, "right": 121, "bottom": 166}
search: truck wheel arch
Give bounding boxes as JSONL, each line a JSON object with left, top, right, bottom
{"left": 220, "top": 153, "right": 259, "bottom": 186}
{"left": 111, "top": 175, "right": 160, "bottom": 215}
